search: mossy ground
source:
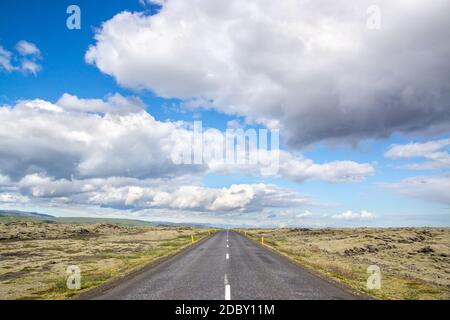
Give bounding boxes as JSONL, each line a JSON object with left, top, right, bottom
{"left": 238, "top": 228, "right": 450, "bottom": 300}
{"left": 0, "top": 221, "right": 212, "bottom": 299}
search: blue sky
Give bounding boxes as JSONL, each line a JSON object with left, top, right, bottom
{"left": 1, "top": 0, "right": 449, "bottom": 227}
{"left": 0, "top": 0, "right": 243, "bottom": 129}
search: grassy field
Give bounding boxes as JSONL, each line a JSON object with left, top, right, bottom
{"left": 238, "top": 228, "right": 450, "bottom": 300}
{"left": 0, "top": 220, "right": 212, "bottom": 299}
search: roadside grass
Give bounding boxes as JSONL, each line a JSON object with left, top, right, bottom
{"left": 238, "top": 228, "right": 450, "bottom": 300}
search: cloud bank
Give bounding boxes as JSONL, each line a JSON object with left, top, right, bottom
{"left": 383, "top": 174, "right": 450, "bottom": 205}
{"left": 0, "top": 94, "right": 373, "bottom": 215}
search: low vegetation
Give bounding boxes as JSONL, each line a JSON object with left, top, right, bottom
{"left": 239, "top": 228, "right": 450, "bottom": 300}
{"left": 0, "top": 220, "right": 212, "bottom": 299}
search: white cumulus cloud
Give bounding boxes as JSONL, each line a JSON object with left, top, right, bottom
{"left": 0, "top": 46, "right": 15, "bottom": 72}
{"left": 86, "top": 0, "right": 450, "bottom": 148}
{"left": 16, "top": 40, "right": 41, "bottom": 57}
{"left": 385, "top": 138, "right": 450, "bottom": 170}
{"left": 0, "top": 40, "right": 42, "bottom": 75}
{"left": 332, "top": 210, "right": 376, "bottom": 221}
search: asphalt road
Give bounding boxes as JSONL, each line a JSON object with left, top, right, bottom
{"left": 94, "top": 230, "right": 360, "bottom": 300}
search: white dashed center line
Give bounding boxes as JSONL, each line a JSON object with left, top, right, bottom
{"left": 225, "top": 232, "right": 231, "bottom": 300}
{"left": 224, "top": 274, "right": 231, "bottom": 300}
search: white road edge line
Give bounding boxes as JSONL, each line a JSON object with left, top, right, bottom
{"left": 224, "top": 274, "right": 231, "bottom": 300}
{"left": 227, "top": 244, "right": 229, "bottom": 248}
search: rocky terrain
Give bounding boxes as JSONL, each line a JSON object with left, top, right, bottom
{"left": 0, "top": 221, "right": 143, "bottom": 241}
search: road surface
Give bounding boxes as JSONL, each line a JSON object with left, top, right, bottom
{"left": 94, "top": 230, "right": 360, "bottom": 300}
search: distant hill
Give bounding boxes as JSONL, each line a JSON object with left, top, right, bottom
{"left": 0, "top": 210, "right": 57, "bottom": 224}
{"left": 0, "top": 210, "right": 54, "bottom": 218}
{"left": 0, "top": 209, "right": 206, "bottom": 228}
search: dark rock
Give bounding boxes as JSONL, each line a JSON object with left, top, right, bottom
{"left": 418, "top": 246, "right": 434, "bottom": 254}
{"left": 77, "top": 228, "right": 90, "bottom": 235}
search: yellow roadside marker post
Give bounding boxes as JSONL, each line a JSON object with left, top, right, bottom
{"left": 192, "top": 235, "right": 195, "bottom": 244}
{"left": 261, "top": 237, "right": 264, "bottom": 245}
